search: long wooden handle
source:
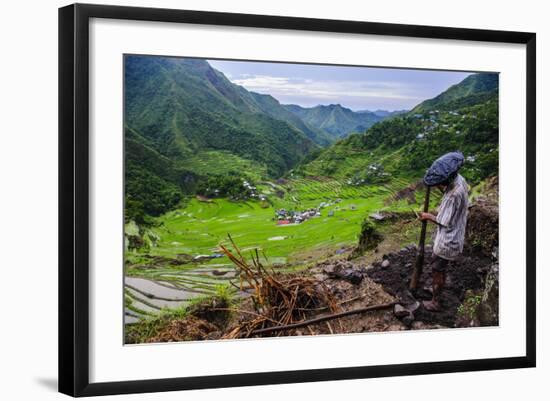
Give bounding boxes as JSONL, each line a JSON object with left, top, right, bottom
{"left": 410, "top": 186, "right": 431, "bottom": 290}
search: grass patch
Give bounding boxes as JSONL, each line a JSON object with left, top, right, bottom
{"left": 180, "top": 150, "right": 268, "bottom": 182}
{"left": 142, "top": 176, "right": 425, "bottom": 266}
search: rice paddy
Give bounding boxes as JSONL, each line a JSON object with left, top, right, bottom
{"left": 124, "top": 176, "right": 423, "bottom": 324}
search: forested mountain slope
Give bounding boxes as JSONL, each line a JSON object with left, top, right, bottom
{"left": 411, "top": 72, "right": 498, "bottom": 113}
{"left": 284, "top": 103, "right": 388, "bottom": 139}
{"left": 124, "top": 55, "right": 327, "bottom": 218}
{"left": 298, "top": 73, "right": 499, "bottom": 185}
{"left": 125, "top": 56, "right": 322, "bottom": 174}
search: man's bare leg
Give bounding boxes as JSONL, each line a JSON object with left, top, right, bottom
{"left": 423, "top": 271, "right": 445, "bottom": 311}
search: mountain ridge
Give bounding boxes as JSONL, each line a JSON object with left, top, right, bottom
{"left": 124, "top": 55, "right": 328, "bottom": 218}
{"left": 283, "top": 103, "right": 389, "bottom": 139}
{"left": 124, "top": 59, "right": 498, "bottom": 221}
{"left": 125, "top": 56, "right": 322, "bottom": 176}
{"left": 298, "top": 72, "right": 499, "bottom": 185}
{"left": 411, "top": 73, "right": 498, "bottom": 113}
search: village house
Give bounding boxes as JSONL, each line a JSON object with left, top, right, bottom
{"left": 275, "top": 205, "right": 322, "bottom": 225}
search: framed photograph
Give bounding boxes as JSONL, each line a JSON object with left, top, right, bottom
{"left": 59, "top": 3, "right": 536, "bottom": 397}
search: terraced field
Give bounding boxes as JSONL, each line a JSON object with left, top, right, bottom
{"left": 301, "top": 145, "right": 411, "bottom": 179}
{"left": 124, "top": 175, "right": 427, "bottom": 325}
{"left": 287, "top": 177, "right": 400, "bottom": 202}
{"left": 180, "top": 150, "right": 268, "bottom": 181}
{"left": 124, "top": 266, "right": 238, "bottom": 324}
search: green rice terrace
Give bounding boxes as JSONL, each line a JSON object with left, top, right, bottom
{"left": 123, "top": 56, "right": 499, "bottom": 341}
{"left": 124, "top": 176, "right": 429, "bottom": 327}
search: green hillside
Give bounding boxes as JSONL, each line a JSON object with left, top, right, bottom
{"left": 125, "top": 56, "right": 320, "bottom": 172}
{"left": 124, "top": 55, "right": 326, "bottom": 218}
{"left": 284, "top": 103, "right": 386, "bottom": 139}
{"left": 299, "top": 73, "right": 499, "bottom": 185}
{"left": 411, "top": 72, "right": 498, "bottom": 113}
{"left": 124, "top": 64, "right": 498, "bottom": 223}
{"left": 245, "top": 91, "right": 333, "bottom": 146}
{"left": 124, "top": 63, "right": 500, "bottom": 334}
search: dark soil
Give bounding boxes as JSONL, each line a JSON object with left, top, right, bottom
{"left": 187, "top": 297, "right": 231, "bottom": 328}
{"left": 367, "top": 246, "right": 492, "bottom": 327}
{"left": 149, "top": 316, "right": 219, "bottom": 342}
{"left": 464, "top": 201, "right": 499, "bottom": 257}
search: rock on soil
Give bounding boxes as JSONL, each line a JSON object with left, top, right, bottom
{"left": 394, "top": 304, "right": 410, "bottom": 318}
{"left": 367, "top": 247, "right": 492, "bottom": 327}
{"left": 320, "top": 260, "right": 366, "bottom": 284}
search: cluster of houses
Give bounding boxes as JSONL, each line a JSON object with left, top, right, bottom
{"left": 274, "top": 199, "right": 347, "bottom": 225}
{"left": 275, "top": 207, "right": 321, "bottom": 225}
{"left": 242, "top": 180, "right": 267, "bottom": 201}
{"left": 411, "top": 110, "right": 480, "bottom": 163}
{"left": 413, "top": 109, "right": 465, "bottom": 122}
{"left": 242, "top": 180, "right": 257, "bottom": 197}
{"left": 412, "top": 109, "right": 473, "bottom": 141}
{"left": 346, "top": 163, "right": 391, "bottom": 186}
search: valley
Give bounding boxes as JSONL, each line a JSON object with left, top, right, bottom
{"left": 124, "top": 176, "right": 422, "bottom": 323}
{"left": 123, "top": 56, "right": 499, "bottom": 342}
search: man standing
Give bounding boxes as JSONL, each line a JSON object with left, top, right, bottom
{"left": 419, "top": 152, "right": 469, "bottom": 311}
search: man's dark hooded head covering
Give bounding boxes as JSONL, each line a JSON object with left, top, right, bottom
{"left": 423, "top": 151, "right": 465, "bottom": 187}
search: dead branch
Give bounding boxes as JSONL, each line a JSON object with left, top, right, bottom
{"left": 219, "top": 236, "right": 340, "bottom": 339}
{"left": 248, "top": 302, "right": 397, "bottom": 336}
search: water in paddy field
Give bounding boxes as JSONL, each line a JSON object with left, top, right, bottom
{"left": 124, "top": 265, "right": 238, "bottom": 324}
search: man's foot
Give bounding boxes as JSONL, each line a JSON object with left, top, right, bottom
{"left": 423, "top": 286, "right": 434, "bottom": 295}
{"left": 423, "top": 299, "right": 441, "bottom": 312}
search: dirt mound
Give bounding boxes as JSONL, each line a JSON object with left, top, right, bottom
{"left": 369, "top": 211, "right": 416, "bottom": 222}
{"left": 386, "top": 181, "right": 423, "bottom": 205}
{"left": 187, "top": 297, "right": 231, "bottom": 328}
{"left": 464, "top": 175, "right": 498, "bottom": 257}
{"left": 367, "top": 247, "right": 492, "bottom": 327}
{"left": 464, "top": 199, "right": 498, "bottom": 258}
{"left": 299, "top": 275, "right": 403, "bottom": 335}
{"left": 148, "top": 315, "right": 219, "bottom": 342}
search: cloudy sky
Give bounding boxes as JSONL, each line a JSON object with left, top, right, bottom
{"left": 208, "top": 59, "right": 472, "bottom": 111}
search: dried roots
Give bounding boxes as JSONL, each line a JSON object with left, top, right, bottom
{"left": 220, "top": 236, "right": 339, "bottom": 338}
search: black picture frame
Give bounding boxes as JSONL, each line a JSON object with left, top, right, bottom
{"left": 59, "top": 3, "right": 536, "bottom": 397}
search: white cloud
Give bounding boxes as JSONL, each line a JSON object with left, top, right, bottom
{"left": 231, "top": 75, "right": 423, "bottom": 102}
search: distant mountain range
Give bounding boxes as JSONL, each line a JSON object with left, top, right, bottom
{"left": 125, "top": 56, "right": 324, "bottom": 178}
{"left": 358, "top": 109, "right": 408, "bottom": 118}
{"left": 283, "top": 104, "right": 403, "bottom": 139}
{"left": 124, "top": 55, "right": 405, "bottom": 216}
{"left": 124, "top": 55, "right": 498, "bottom": 218}
{"left": 299, "top": 72, "right": 499, "bottom": 183}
